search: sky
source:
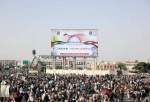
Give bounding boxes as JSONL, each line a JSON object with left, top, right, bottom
{"left": 0, "top": 0, "right": 150, "bottom": 61}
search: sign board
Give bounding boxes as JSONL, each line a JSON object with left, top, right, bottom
{"left": 23, "top": 60, "right": 29, "bottom": 65}
{"left": 51, "top": 29, "right": 98, "bottom": 57}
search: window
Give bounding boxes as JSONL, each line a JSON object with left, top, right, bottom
{"left": 56, "top": 31, "right": 60, "bottom": 35}
{"left": 89, "top": 31, "right": 92, "bottom": 35}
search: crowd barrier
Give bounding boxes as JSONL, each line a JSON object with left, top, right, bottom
{"left": 46, "top": 69, "right": 117, "bottom": 75}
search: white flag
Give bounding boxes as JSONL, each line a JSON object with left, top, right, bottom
{"left": 0, "top": 85, "right": 10, "bottom": 97}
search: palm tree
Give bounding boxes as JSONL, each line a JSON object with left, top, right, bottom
{"left": 117, "top": 62, "right": 127, "bottom": 76}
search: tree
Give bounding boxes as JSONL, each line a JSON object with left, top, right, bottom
{"left": 0, "top": 63, "right": 3, "bottom": 71}
{"left": 133, "top": 62, "right": 150, "bottom": 73}
{"left": 117, "top": 63, "right": 127, "bottom": 76}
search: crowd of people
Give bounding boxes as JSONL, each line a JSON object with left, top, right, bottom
{"left": 0, "top": 69, "right": 150, "bottom": 102}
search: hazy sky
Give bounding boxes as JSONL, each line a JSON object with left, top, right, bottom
{"left": 0, "top": 0, "right": 150, "bottom": 61}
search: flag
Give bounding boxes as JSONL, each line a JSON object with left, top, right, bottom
{"left": 0, "top": 85, "right": 10, "bottom": 97}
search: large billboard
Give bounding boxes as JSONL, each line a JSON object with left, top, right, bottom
{"left": 51, "top": 29, "right": 98, "bottom": 57}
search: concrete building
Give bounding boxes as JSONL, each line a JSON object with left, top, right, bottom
{"left": 124, "top": 60, "right": 138, "bottom": 71}
{"left": 0, "top": 60, "right": 17, "bottom": 66}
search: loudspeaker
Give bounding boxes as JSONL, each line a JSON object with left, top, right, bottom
{"left": 32, "top": 49, "right": 36, "bottom": 55}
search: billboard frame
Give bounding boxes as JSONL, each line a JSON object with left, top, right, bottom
{"left": 50, "top": 28, "right": 99, "bottom": 70}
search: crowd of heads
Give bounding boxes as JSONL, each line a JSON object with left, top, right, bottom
{"left": 0, "top": 69, "right": 150, "bottom": 102}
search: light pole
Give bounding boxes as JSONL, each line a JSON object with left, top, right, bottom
{"left": 28, "top": 49, "right": 36, "bottom": 75}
